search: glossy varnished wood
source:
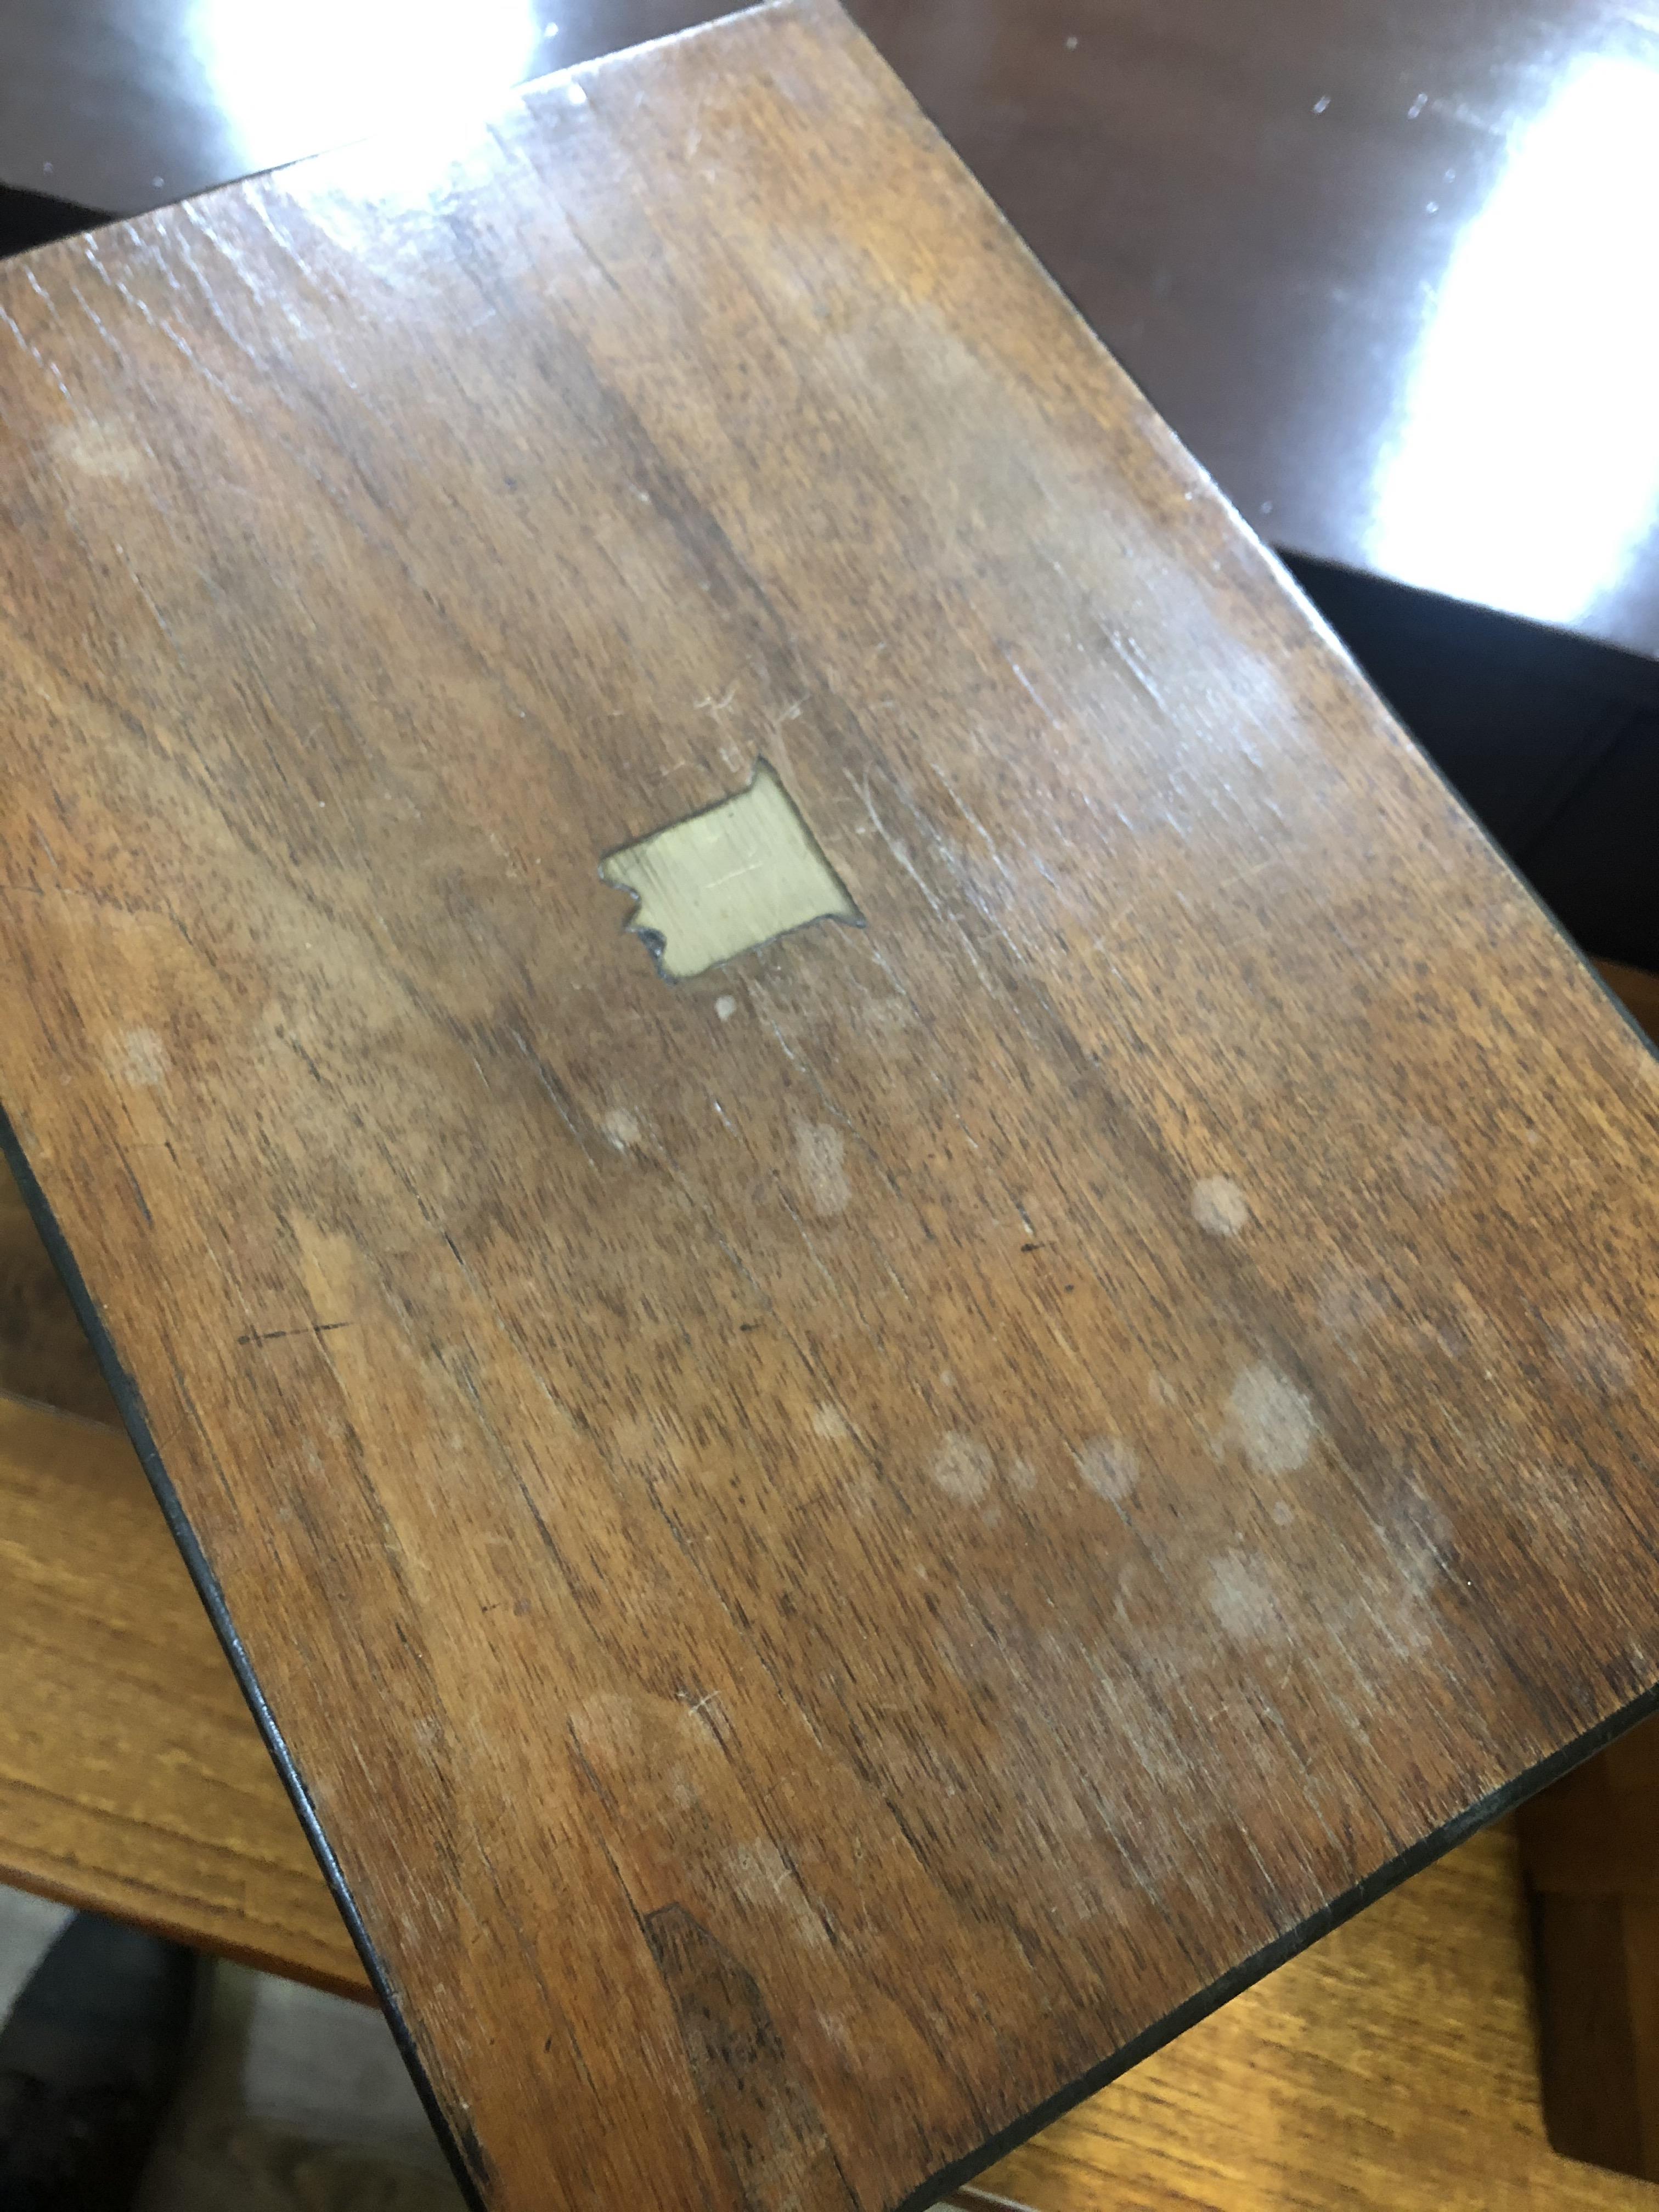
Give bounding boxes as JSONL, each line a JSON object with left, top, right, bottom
{"left": 0, "top": 1389, "right": 366, "bottom": 1995}
{"left": 8, "top": 0, "right": 1659, "bottom": 654}
{"left": 1, "top": 5, "right": 1658, "bottom": 2206}
{"left": 855, "top": 0, "right": 1659, "bottom": 653}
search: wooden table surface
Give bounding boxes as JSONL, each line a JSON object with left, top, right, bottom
{"left": 0, "top": 1385, "right": 369, "bottom": 1996}
{"left": 5, "top": 0, "right": 1658, "bottom": 658}
{"left": 2, "top": 4, "right": 1657, "bottom": 2208}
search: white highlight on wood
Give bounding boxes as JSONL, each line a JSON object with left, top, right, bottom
{"left": 109, "top": 1028, "right": 168, "bottom": 1088}
{"left": 51, "top": 423, "right": 146, "bottom": 481}
{"left": 1075, "top": 1435, "right": 1140, "bottom": 1503}
{"left": 1205, "top": 1551, "right": 1285, "bottom": 1644}
{"left": 1548, "top": 1310, "right": 1637, "bottom": 1400}
{"left": 1227, "top": 1363, "right": 1318, "bottom": 1477}
{"left": 794, "top": 1119, "right": 851, "bottom": 1217}
{"left": 929, "top": 1432, "right": 995, "bottom": 1504}
{"left": 1190, "top": 1176, "right": 1250, "bottom": 1237}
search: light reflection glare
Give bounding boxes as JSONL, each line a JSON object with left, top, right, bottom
{"left": 1369, "top": 56, "right": 1659, "bottom": 627}
{"left": 193, "top": 0, "right": 546, "bottom": 177}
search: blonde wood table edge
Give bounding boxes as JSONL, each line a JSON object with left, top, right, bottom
{"left": 0, "top": 1847, "right": 370, "bottom": 2005}
{"left": 0, "top": 1116, "right": 414, "bottom": 1994}
{"left": 0, "top": 1378, "right": 374, "bottom": 2002}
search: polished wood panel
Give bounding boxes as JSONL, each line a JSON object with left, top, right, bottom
{"left": 2, "top": 5, "right": 1658, "bottom": 2206}
{"left": 0, "top": 1390, "right": 365, "bottom": 1996}
{"left": 856, "top": 0, "right": 1659, "bottom": 657}
{"left": 7, "top": 0, "right": 1658, "bottom": 656}
{"left": 10, "top": 1381, "right": 1648, "bottom": 2210}
{"left": 0, "top": 0, "right": 691, "bottom": 213}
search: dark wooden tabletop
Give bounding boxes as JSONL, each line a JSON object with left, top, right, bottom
{"left": 5, "top": 0, "right": 1658, "bottom": 657}
{"left": 2, "top": 4, "right": 1658, "bottom": 2207}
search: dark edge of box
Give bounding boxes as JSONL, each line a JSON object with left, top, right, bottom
{"left": 0, "top": 1105, "right": 492, "bottom": 2212}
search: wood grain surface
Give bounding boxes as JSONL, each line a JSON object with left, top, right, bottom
{"left": 15, "top": 0, "right": 1659, "bottom": 664}
{"left": 8, "top": 1301, "right": 1652, "bottom": 2211}
{"left": 0, "top": 1389, "right": 365, "bottom": 1995}
{"left": 1, "top": 4, "right": 1657, "bottom": 2207}
{"left": 4, "top": 1366, "right": 1651, "bottom": 2208}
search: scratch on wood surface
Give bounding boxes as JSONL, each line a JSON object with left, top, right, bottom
{"left": 236, "top": 1322, "right": 352, "bottom": 1348}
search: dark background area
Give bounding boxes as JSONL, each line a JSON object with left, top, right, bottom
{"left": 0, "top": 183, "right": 104, "bottom": 258}
{"left": 1289, "top": 558, "right": 1659, "bottom": 975}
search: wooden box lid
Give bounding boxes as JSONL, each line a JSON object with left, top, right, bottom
{"left": 1, "top": 4, "right": 1656, "bottom": 2205}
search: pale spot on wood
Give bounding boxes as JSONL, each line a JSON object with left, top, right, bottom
{"left": 599, "top": 760, "right": 860, "bottom": 980}
{"left": 1008, "top": 1455, "right": 1038, "bottom": 1494}
{"left": 1206, "top": 1551, "right": 1285, "bottom": 1645}
{"left": 108, "top": 1027, "right": 167, "bottom": 1088}
{"left": 1316, "top": 1265, "right": 1388, "bottom": 1346}
{"left": 51, "top": 422, "right": 146, "bottom": 481}
{"left": 794, "top": 1119, "right": 850, "bottom": 1216}
{"left": 1548, "top": 1310, "right": 1637, "bottom": 1401}
{"left": 1075, "top": 1435, "right": 1139, "bottom": 1503}
{"left": 810, "top": 1402, "right": 850, "bottom": 1442}
{"left": 1385, "top": 1487, "right": 1455, "bottom": 1605}
{"left": 1418, "top": 1319, "right": 1467, "bottom": 1361}
{"left": 1190, "top": 1175, "right": 1251, "bottom": 1237}
{"left": 601, "top": 1107, "right": 641, "bottom": 1150}
{"left": 715, "top": 994, "right": 738, "bottom": 1022}
{"left": 1227, "top": 1363, "right": 1318, "bottom": 1476}
{"left": 929, "top": 1431, "right": 994, "bottom": 1504}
